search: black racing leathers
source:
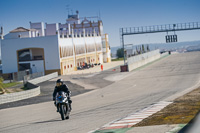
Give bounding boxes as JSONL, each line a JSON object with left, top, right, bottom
{"left": 53, "top": 84, "right": 71, "bottom": 98}
{"left": 53, "top": 84, "right": 72, "bottom": 110}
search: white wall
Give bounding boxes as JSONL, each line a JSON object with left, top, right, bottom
{"left": 19, "top": 60, "right": 44, "bottom": 73}
{"left": 30, "top": 22, "right": 45, "bottom": 36}
{"left": 99, "top": 53, "right": 103, "bottom": 64}
{"left": 1, "top": 35, "right": 60, "bottom": 74}
{"left": 46, "top": 23, "right": 59, "bottom": 36}
{"left": 4, "top": 31, "right": 31, "bottom": 39}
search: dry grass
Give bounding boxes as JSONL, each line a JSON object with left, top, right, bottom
{"left": 0, "top": 82, "right": 23, "bottom": 94}
{"left": 134, "top": 87, "right": 200, "bottom": 127}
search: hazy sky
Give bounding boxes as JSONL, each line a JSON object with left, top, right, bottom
{"left": 0, "top": 0, "right": 200, "bottom": 47}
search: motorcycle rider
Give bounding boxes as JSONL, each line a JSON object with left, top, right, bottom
{"left": 53, "top": 79, "right": 72, "bottom": 112}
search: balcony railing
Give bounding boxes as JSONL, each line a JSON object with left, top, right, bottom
{"left": 19, "top": 56, "right": 44, "bottom": 62}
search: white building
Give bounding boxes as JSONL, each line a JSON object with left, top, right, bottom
{"left": 1, "top": 12, "right": 111, "bottom": 77}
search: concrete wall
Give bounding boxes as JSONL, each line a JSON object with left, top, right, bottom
{"left": 0, "top": 83, "right": 40, "bottom": 104}
{"left": 1, "top": 35, "right": 60, "bottom": 74}
{"left": 0, "top": 72, "right": 58, "bottom": 104}
{"left": 46, "top": 23, "right": 59, "bottom": 36}
{"left": 30, "top": 22, "right": 45, "bottom": 36}
{"left": 127, "top": 50, "right": 161, "bottom": 72}
{"left": 28, "top": 72, "right": 58, "bottom": 84}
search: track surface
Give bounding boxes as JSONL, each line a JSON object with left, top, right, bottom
{"left": 0, "top": 52, "right": 200, "bottom": 133}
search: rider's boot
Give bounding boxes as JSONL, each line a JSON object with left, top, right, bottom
{"left": 70, "top": 104, "right": 72, "bottom": 111}
{"left": 56, "top": 106, "right": 59, "bottom": 112}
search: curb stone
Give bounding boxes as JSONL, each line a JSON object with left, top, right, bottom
{"left": 166, "top": 124, "right": 186, "bottom": 133}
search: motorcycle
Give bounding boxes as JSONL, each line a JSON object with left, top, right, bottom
{"left": 55, "top": 91, "right": 70, "bottom": 120}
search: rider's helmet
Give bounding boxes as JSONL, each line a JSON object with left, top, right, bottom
{"left": 56, "top": 79, "right": 63, "bottom": 87}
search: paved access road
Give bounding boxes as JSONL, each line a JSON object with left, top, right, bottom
{"left": 0, "top": 52, "right": 200, "bottom": 133}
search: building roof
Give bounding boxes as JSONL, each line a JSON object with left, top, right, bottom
{"left": 10, "top": 27, "right": 36, "bottom": 33}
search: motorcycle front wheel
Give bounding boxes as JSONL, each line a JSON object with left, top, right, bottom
{"left": 60, "top": 104, "right": 66, "bottom": 120}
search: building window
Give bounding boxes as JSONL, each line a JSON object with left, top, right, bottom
{"left": 33, "top": 56, "right": 43, "bottom": 60}
{"left": 18, "top": 49, "right": 31, "bottom": 61}
{"left": 19, "top": 63, "right": 30, "bottom": 71}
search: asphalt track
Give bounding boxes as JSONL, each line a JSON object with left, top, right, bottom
{"left": 0, "top": 81, "right": 88, "bottom": 110}
{"left": 0, "top": 52, "right": 200, "bottom": 133}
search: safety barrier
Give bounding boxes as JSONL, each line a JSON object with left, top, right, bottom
{"left": 127, "top": 50, "right": 161, "bottom": 71}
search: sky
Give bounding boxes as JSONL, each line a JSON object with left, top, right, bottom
{"left": 0, "top": 0, "right": 200, "bottom": 47}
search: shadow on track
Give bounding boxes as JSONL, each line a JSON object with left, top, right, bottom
{"left": 32, "top": 119, "right": 62, "bottom": 124}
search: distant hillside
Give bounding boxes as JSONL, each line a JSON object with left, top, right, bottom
{"left": 186, "top": 44, "right": 200, "bottom": 52}
{"left": 111, "top": 40, "right": 200, "bottom": 58}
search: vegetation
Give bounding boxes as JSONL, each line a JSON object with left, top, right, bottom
{"left": 21, "top": 86, "right": 29, "bottom": 90}
{"left": 116, "top": 48, "right": 124, "bottom": 58}
{"left": 134, "top": 87, "right": 200, "bottom": 127}
{"left": 111, "top": 57, "right": 124, "bottom": 61}
{"left": 147, "top": 44, "right": 150, "bottom": 52}
{"left": 142, "top": 44, "right": 145, "bottom": 53}
{"left": 0, "top": 77, "right": 22, "bottom": 94}
{"left": 3, "top": 82, "right": 22, "bottom": 88}
{"left": 0, "top": 77, "right": 5, "bottom": 94}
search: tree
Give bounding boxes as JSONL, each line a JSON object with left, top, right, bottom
{"left": 116, "top": 48, "right": 124, "bottom": 58}
{"left": 142, "top": 44, "right": 145, "bottom": 53}
{"left": 147, "top": 44, "right": 150, "bottom": 52}
{"left": 0, "top": 77, "right": 5, "bottom": 94}
{"left": 140, "top": 46, "right": 142, "bottom": 54}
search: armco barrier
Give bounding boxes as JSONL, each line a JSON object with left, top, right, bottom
{"left": 0, "top": 82, "right": 40, "bottom": 104}
{"left": 127, "top": 50, "right": 161, "bottom": 72}
{"left": 28, "top": 72, "right": 58, "bottom": 84}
